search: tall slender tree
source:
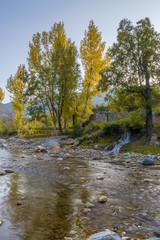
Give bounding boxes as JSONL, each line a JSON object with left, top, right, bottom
{"left": 7, "top": 65, "right": 28, "bottom": 134}
{"left": 80, "top": 20, "right": 109, "bottom": 121}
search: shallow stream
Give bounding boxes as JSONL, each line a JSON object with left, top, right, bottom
{"left": 0, "top": 148, "right": 159, "bottom": 239}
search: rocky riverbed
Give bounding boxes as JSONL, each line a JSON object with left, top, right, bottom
{"left": 0, "top": 136, "right": 160, "bottom": 240}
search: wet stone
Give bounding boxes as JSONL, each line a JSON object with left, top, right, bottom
{"left": 64, "top": 153, "right": 72, "bottom": 158}
{"left": 17, "top": 201, "right": 23, "bottom": 206}
{"left": 140, "top": 157, "right": 155, "bottom": 165}
{"left": 93, "top": 156, "right": 101, "bottom": 160}
{"left": 96, "top": 176, "right": 104, "bottom": 180}
{"left": 0, "top": 168, "right": 6, "bottom": 176}
{"left": 154, "top": 232, "right": 160, "bottom": 238}
{"left": 5, "top": 169, "right": 14, "bottom": 173}
{"left": 0, "top": 220, "right": 3, "bottom": 226}
{"left": 89, "top": 229, "right": 121, "bottom": 240}
{"left": 69, "top": 230, "right": 77, "bottom": 235}
{"left": 64, "top": 167, "right": 70, "bottom": 170}
{"left": 86, "top": 202, "right": 95, "bottom": 208}
{"left": 99, "top": 195, "right": 107, "bottom": 203}
{"left": 75, "top": 155, "right": 84, "bottom": 159}
{"left": 83, "top": 208, "right": 91, "bottom": 213}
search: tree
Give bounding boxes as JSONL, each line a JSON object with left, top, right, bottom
{"left": 27, "top": 22, "right": 81, "bottom": 135}
{"left": 0, "top": 88, "right": 4, "bottom": 102}
{"left": 80, "top": 20, "right": 109, "bottom": 122}
{"left": 6, "top": 65, "right": 28, "bottom": 134}
{"left": 100, "top": 18, "right": 160, "bottom": 142}
{"left": 107, "top": 89, "right": 145, "bottom": 113}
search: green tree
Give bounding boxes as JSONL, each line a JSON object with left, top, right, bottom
{"left": 80, "top": 20, "right": 109, "bottom": 122}
{"left": 107, "top": 89, "right": 145, "bottom": 113}
{"left": 27, "top": 22, "right": 81, "bottom": 135}
{"left": 100, "top": 18, "right": 160, "bottom": 142}
{"left": 6, "top": 65, "right": 28, "bottom": 134}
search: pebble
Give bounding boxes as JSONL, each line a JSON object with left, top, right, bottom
{"left": 0, "top": 168, "right": 6, "bottom": 176}
{"left": 96, "top": 176, "right": 104, "bottom": 180}
{"left": 0, "top": 220, "right": 3, "bottom": 226}
{"left": 83, "top": 208, "right": 91, "bottom": 213}
{"left": 5, "top": 169, "right": 14, "bottom": 173}
{"left": 64, "top": 153, "right": 71, "bottom": 158}
{"left": 17, "top": 201, "right": 22, "bottom": 206}
{"left": 99, "top": 195, "right": 107, "bottom": 203}
{"left": 64, "top": 167, "right": 70, "bottom": 170}
{"left": 69, "top": 230, "right": 77, "bottom": 235}
{"left": 86, "top": 202, "right": 95, "bottom": 208}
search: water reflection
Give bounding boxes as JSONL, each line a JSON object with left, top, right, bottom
{"left": 0, "top": 148, "right": 160, "bottom": 239}
{"left": 82, "top": 161, "right": 160, "bottom": 238}
{"left": 0, "top": 151, "right": 91, "bottom": 240}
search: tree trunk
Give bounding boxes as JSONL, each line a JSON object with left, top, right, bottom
{"left": 64, "top": 120, "right": 67, "bottom": 133}
{"left": 145, "top": 72, "right": 153, "bottom": 143}
{"left": 47, "top": 98, "right": 58, "bottom": 136}
{"left": 145, "top": 104, "right": 152, "bottom": 143}
{"left": 58, "top": 114, "right": 63, "bottom": 135}
{"left": 53, "top": 116, "right": 57, "bottom": 136}
{"left": 72, "top": 114, "right": 77, "bottom": 127}
{"left": 81, "top": 83, "right": 91, "bottom": 124}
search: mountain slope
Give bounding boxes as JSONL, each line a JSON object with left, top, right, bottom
{"left": 0, "top": 102, "right": 13, "bottom": 118}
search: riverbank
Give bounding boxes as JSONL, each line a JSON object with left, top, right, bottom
{"left": 0, "top": 136, "right": 160, "bottom": 239}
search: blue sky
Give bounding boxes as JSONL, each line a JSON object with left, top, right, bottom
{"left": 1, "top": 0, "right": 160, "bottom": 103}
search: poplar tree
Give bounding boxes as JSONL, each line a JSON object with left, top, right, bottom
{"left": 0, "top": 88, "right": 4, "bottom": 102}
{"left": 7, "top": 65, "right": 28, "bottom": 134}
{"left": 27, "top": 22, "right": 80, "bottom": 135}
{"left": 80, "top": 20, "right": 109, "bottom": 121}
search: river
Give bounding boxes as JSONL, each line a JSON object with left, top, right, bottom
{"left": 0, "top": 148, "right": 160, "bottom": 239}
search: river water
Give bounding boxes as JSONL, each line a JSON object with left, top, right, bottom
{"left": 0, "top": 148, "right": 160, "bottom": 239}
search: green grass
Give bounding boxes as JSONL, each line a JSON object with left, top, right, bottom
{"left": 121, "top": 142, "right": 160, "bottom": 155}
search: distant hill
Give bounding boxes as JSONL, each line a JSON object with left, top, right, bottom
{"left": 93, "top": 93, "right": 106, "bottom": 105}
{"left": 0, "top": 102, "right": 13, "bottom": 119}
{"left": 0, "top": 98, "right": 106, "bottom": 120}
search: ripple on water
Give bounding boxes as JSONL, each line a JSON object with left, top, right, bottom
{"left": 0, "top": 149, "right": 159, "bottom": 239}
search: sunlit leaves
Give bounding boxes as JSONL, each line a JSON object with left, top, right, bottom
{"left": 6, "top": 65, "right": 28, "bottom": 134}
{"left": 80, "top": 20, "right": 109, "bottom": 120}
{"left": 0, "top": 88, "right": 4, "bottom": 102}
{"left": 27, "top": 22, "right": 81, "bottom": 134}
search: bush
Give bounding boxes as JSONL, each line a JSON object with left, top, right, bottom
{"left": 72, "top": 124, "right": 83, "bottom": 138}
{"left": 103, "top": 123, "right": 124, "bottom": 137}
{"left": 0, "top": 119, "right": 16, "bottom": 136}
{"left": 119, "top": 109, "right": 145, "bottom": 131}
{"left": 19, "top": 120, "right": 46, "bottom": 137}
{"left": 83, "top": 122, "right": 105, "bottom": 135}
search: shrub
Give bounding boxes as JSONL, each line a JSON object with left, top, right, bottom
{"left": 83, "top": 122, "right": 105, "bottom": 135}
{"left": 119, "top": 109, "right": 145, "bottom": 130}
{"left": 103, "top": 123, "right": 124, "bottom": 137}
{"left": 72, "top": 124, "right": 83, "bottom": 138}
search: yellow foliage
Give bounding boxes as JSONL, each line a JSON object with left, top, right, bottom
{"left": 6, "top": 65, "right": 27, "bottom": 135}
